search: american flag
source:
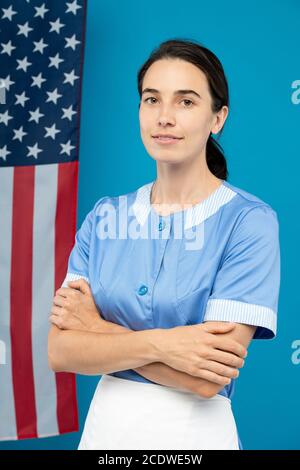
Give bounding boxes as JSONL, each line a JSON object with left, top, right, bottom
{"left": 0, "top": 0, "right": 87, "bottom": 440}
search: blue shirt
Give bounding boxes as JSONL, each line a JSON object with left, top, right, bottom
{"left": 62, "top": 178, "right": 280, "bottom": 405}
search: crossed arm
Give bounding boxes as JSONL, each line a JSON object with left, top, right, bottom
{"left": 80, "top": 318, "right": 256, "bottom": 398}
{"left": 48, "top": 319, "right": 256, "bottom": 399}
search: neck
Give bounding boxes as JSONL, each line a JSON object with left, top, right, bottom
{"left": 151, "top": 158, "right": 222, "bottom": 206}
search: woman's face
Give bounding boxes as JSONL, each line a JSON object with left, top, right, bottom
{"left": 139, "top": 58, "right": 228, "bottom": 164}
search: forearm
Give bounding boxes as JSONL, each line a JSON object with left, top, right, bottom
{"left": 93, "top": 319, "right": 210, "bottom": 396}
{"left": 48, "top": 324, "right": 162, "bottom": 375}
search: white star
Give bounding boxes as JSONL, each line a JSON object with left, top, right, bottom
{"left": 46, "top": 88, "right": 62, "bottom": 105}
{"left": 0, "top": 110, "right": 13, "bottom": 126}
{"left": 13, "top": 126, "right": 27, "bottom": 142}
{"left": 34, "top": 3, "right": 49, "bottom": 19}
{"left": 16, "top": 56, "right": 32, "bottom": 73}
{"left": 0, "top": 145, "right": 11, "bottom": 161}
{"left": 29, "top": 107, "right": 44, "bottom": 124}
{"left": 62, "top": 104, "right": 77, "bottom": 121}
{"left": 49, "top": 53, "right": 64, "bottom": 69}
{"left": 17, "top": 22, "right": 33, "bottom": 37}
{"left": 27, "top": 143, "right": 42, "bottom": 159}
{"left": 49, "top": 18, "right": 65, "bottom": 34}
{"left": 63, "top": 70, "right": 79, "bottom": 86}
{"left": 15, "top": 91, "right": 29, "bottom": 107}
{"left": 31, "top": 72, "right": 46, "bottom": 88}
{"left": 65, "top": 34, "right": 80, "bottom": 51}
{"left": 60, "top": 140, "right": 75, "bottom": 156}
{"left": 0, "top": 75, "right": 15, "bottom": 91}
{"left": 1, "top": 40, "right": 16, "bottom": 56}
{"left": 1, "top": 6, "right": 17, "bottom": 21}
{"left": 33, "top": 38, "right": 48, "bottom": 54}
{"left": 66, "top": 1, "right": 82, "bottom": 15}
{"left": 44, "top": 123, "right": 61, "bottom": 140}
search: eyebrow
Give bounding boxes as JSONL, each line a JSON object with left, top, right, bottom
{"left": 141, "top": 88, "right": 202, "bottom": 99}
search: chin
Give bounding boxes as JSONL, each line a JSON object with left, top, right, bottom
{"left": 149, "top": 152, "right": 185, "bottom": 164}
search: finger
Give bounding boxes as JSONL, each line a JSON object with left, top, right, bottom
{"left": 67, "top": 278, "right": 91, "bottom": 295}
{"left": 208, "top": 349, "right": 245, "bottom": 369}
{"left": 53, "top": 295, "right": 66, "bottom": 308}
{"left": 56, "top": 288, "right": 81, "bottom": 305}
{"left": 55, "top": 287, "right": 69, "bottom": 298}
{"left": 200, "top": 359, "right": 240, "bottom": 379}
{"left": 202, "top": 321, "right": 236, "bottom": 334}
{"left": 49, "top": 314, "right": 63, "bottom": 328}
{"left": 50, "top": 305, "right": 63, "bottom": 316}
{"left": 192, "top": 368, "right": 231, "bottom": 386}
{"left": 213, "top": 336, "right": 247, "bottom": 358}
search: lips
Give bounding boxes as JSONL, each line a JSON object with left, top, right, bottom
{"left": 152, "top": 134, "right": 183, "bottom": 139}
{"left": 152, "top": 135, "right": 183, "bottom": 145}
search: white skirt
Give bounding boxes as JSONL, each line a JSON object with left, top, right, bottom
{"left": 78, "top": 374, "right": 240, "bottom": 450}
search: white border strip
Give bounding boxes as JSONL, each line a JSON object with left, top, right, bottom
{"left": 203, "top": 298, "right": 277, "bottom": 337}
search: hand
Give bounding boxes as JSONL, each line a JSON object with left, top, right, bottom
{"left": 49, "top": 278, "right": 103, "bottom": 332}
{"left": 159, "top": 322, "right": 247, "bottom": 386}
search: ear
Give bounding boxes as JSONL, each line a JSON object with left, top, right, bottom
{"left": 211, "top": 106, "right": 229, "bottom": 135}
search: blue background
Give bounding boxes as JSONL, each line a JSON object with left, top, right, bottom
{"left": 1, "top": 0, "right": 299, "bottom": 450}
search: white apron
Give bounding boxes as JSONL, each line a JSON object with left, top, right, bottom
{"left": 78, "top": 374, "right": 240, "bottom": 450}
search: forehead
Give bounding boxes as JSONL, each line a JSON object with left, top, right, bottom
{"left": 142, "top": 59, "right": 209, "bottom": 95}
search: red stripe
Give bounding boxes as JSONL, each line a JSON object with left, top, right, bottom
{"left": 10, "top": 166, "right": 37, "bottom": 439}
{"left": 55, "top": 161, "right": 79, "bottom": 434}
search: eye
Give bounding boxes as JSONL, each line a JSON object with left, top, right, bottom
{"left": 144, "top": 96, "right": 157, "bottom": 104}
{"left": 181, "top": 99, "right": 194, "bottom": 107}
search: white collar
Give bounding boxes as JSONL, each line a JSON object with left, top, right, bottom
{"left": 132, "top": 180, "right": 237, "bottom": 230}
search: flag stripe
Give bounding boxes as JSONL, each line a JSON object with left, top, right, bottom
{"left": 54, "top": 161, "right": 79, "bottom": 434}
{"left": 10, "top": 166, "right": 37, "bottom": 439}
{"left": 32, "top": 164, "right": 59, "bottom": 437}
{"left": 0, "top": 168, "right": 17, "bottom": 440}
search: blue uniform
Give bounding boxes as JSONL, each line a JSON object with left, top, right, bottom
{"left": 63, "top": 179, "right": 281, "bottom": 449}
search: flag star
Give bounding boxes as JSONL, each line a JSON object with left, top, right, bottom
{"left": 0, "top": 145, "right": 11, "bottom": 161}
{"left": 33, "top": 38, "right": 48, "bottom": 54}
{"left": 1, "top": 40, "right": 16, "bottom": 56}
{"left": 13, "top": 125, "right": 27, "bottom": 142}
{"left": 34, "top": 3, "right": 49, "bottom": 19}
{"left": 16, "top": 56, "right": 32, "bottom": 73}
{"left": 27, "top": 143, "right": 42, "bottom": 159}
{"left": 60, "top": 140, "right": 75, "bottom": 156}
{"left": 46, "top": 88, "right": 62, "bottom": 105}
{"left": 49, "top": 53, "right": 64, "bottom": 69}
{"left": 62, "top": 104, "right": 77, "bottom": 121}
{"left": 31, "top": 72, "right": 46, "bottom": 88}
{"left": 63, "top": 70, "right": 79, "bottom": 86}
{"left": 66, "top": 0, "right": 82, "bottom": 15}
{"left": 0, "top": 110, "right": 13, "bottom": 126}
{"left": 65, "top": 34, "right": 80, "bottom": 51}
{"left": 0, "top": 75, "right": 15, "bottom": 91}
{"left": 1, "top": 6, "right": 17, "bottom": 21}
{"left": 29, "top": 107, "right": 44, "bottom": 124}
{"left": 17, "top": 22, "right": 33, "bottom": 37}
{"left": 44, "top": 123, "right": 61, "bottom": 140}
{"left": 49, "top": 17, "right": 65, "bottom": 34}
{"left": 15, "top": 91, "right": 29, "bottom": 107}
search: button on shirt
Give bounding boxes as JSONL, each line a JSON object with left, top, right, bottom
{"left": 62, "top": 179, "right": 281, "bottom": 401}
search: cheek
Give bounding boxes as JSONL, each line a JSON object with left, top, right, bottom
{"left": 184, "top": 113, "right": 211, "bottom": 140}
{"left": 139, "top": 107, "right": 152, "bottom": 129}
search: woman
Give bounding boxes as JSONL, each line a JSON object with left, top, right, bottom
{"left": 48, "top": 39, "right": 280, "bottom": 450}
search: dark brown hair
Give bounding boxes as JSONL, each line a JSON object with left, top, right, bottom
{"left": 137, "top": 38, "right": 229, "bottom": 180}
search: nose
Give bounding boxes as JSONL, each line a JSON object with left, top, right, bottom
{"left": 157, "top": 106, "right": 176, "bottom": 127}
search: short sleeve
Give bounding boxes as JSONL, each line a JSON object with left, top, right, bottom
{"left": 61, "top": 197, "right": 105, "bottom": 288}
{"left": 203, "top": 205, "right": 281, "bottom": 339}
